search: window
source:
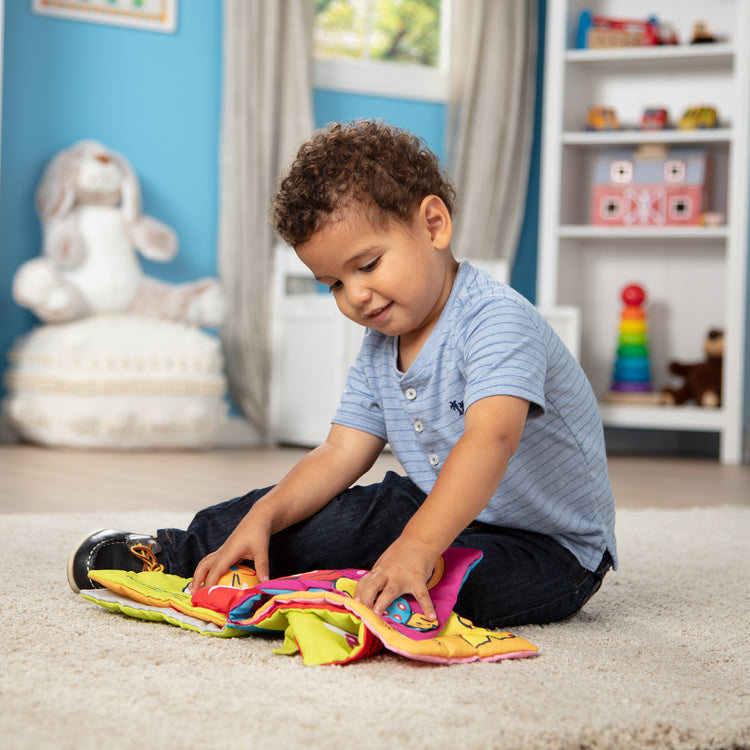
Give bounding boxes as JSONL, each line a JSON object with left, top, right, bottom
{"left": 313, "top": 0, "right": 450, "bottom": 102}
{"left": 315, "top": 0, "right": 441, "bottom": 66}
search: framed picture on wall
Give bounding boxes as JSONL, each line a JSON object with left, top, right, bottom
{"left": 32, "top": 0, "right": 178, "bottom": 34}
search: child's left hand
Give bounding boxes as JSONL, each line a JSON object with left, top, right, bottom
{"left": 354, "top": 536, "right": 438, "bottom": 621}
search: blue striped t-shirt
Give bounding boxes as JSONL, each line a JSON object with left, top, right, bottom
{"left": 332, "top": 261, "right": 617, "bottom": 572}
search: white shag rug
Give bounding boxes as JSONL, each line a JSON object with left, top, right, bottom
{"left": 1, "top": 507, "right": 748, "bottom": 750}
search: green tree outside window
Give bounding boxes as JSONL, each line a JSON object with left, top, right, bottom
{"left": 315, "top": 0, "right": 441, "bottom": 67}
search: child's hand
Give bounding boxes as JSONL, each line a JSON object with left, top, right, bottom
{"left": 354, "top": 536, "right": 438, "bottom": 621}
{"left": 189, "top": 508, "right": 272, "bottom": 594}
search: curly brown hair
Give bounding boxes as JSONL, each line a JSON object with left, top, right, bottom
{"left": 271, "top": 120, "right": 456, "bottom": 247}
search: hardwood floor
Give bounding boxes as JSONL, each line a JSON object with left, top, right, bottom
{"left": 1, "top": 444, "right": 748, "bottom": 515}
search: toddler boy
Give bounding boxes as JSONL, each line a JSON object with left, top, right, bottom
{"left": 68, "top": 121, "right": 616, "bottom": 628}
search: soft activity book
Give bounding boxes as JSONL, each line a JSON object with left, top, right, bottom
{"left": 80, "top": 547, "right": 538, "bottom": 666}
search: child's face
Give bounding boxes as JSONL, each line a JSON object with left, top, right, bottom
{"left": 295, "top": 198, "right": 455, "bottom": 343}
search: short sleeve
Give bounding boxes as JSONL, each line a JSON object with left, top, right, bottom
{"left": 331, "top": 337, "right": 389, "bottom": 440}
{"left": 458, "top": 294, "right": 548, "bottom": 416}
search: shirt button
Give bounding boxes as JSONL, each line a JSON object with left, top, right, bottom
{"left": 429, "top": 454, "right": 439, "bottom": 466}
{"left": 414, "top": 420, "right": 423, "bottom": 433}
{"left": 405, "top": 388, "right": 417, "bottom": 400}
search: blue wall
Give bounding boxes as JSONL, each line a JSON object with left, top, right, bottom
{"left": 314, "top": 89, "right": 447, "bottom": 161}
{"left": 0, "top": 0, "right": 223, "bottom": 401}
{"left": 1, "top": 1, "right": 544, "bottom": 401}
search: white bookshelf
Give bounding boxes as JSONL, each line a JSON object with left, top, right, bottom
{"left": 538, "top": 0, "right": 750, "bottom": 464}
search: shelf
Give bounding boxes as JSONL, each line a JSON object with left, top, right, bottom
{"left": 565, "top": 43, "right": 735, "bottom": 67}
{"left": 540, "top": 1, "right": 749, "bottom": 463}
{"left": 559, "top": 225, "right": 729, "bottom": 241}
{"left": 598, "top": 403, "right": 726, "bottom": 432}
{"left": 562, "top": 129, "right": 732, "bottom": 146}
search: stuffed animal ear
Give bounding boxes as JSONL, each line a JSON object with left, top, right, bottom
{"left": 115, "top": 151, "right": 142, "bottom": 224}
{"left": 35, "top": 146, "right": 80, "bottom": 223}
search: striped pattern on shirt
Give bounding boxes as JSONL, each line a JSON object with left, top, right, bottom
{"left": 333, "top": 262, "right": 617, "bottom": 572}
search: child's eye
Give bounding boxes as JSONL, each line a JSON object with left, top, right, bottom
{"left": 360, "top": 258, "right": 380, "bottom": 273}
{"left": 328, "top": 280, "right": 342, "bottom": 293}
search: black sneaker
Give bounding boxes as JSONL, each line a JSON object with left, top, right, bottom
{"left": 67, "top": 529, "right": 166, "bottom": 593}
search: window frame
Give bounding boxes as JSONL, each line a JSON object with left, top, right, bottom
{"left": 312, "top": 0, "right": 451, "bottom": 103}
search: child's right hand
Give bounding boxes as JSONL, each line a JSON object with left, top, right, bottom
{"left": 189, "top": 508, "right": 273, "bottom": 594}
{"left": 188, "top": 426, "right": 385, "bottom": 595}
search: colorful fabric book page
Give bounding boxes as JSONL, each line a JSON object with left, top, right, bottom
{"left": 82, "top": 568, "right": 259, "bottom": 637}
{"left": 81, "top": 547, "right": 538, "bottom": 665}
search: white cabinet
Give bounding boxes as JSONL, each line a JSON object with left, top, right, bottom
{"left": 538, "top": 0, "right": 750, "bottom": 463}
{"left": 269, "top": 246, "right": 363, "bottom": 447}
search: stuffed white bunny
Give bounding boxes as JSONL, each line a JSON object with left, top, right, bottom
{"left": 12, "top": 140, "right": 225, "bottom": 327}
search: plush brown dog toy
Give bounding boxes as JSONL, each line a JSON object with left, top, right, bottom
{"left": 660, "top": 329, "right": 723, "bottom": 407}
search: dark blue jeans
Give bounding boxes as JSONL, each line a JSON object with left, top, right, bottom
{"left": 158, "top": 471, "right": 611, "bottom": 629}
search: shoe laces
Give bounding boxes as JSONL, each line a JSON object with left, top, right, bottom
{"left": 130, "top": 544, "right": 165, "bottom": 573}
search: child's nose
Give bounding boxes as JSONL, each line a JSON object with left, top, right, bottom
{"left": 345, "top": 280, "right": 371, "bottom": 308}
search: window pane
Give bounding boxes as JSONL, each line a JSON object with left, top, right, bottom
{"left": 370, "top": 0, "right": 440, "bottom": 66}
{"left": 314, "top": 0, "right": 367, "bottom": 60}
{"left": 314, "top": 0, "right": 441, "bottom": 68}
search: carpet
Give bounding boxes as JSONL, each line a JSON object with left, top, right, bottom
{"left": 1, "top": 507, "right": 748, "bottom": 750}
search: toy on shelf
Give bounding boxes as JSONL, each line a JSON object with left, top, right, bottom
{"left": 678, "top": 106, "right": 718, "bottom": 130}
{"left": 591, "top": 146, "right": 710, "bottom": 227}
{"left": 576, "top": 11, "right": 679, "bottom": 49}
{"left": 606, "top": 284, "right": 657, "bottom": 405}
{"left": 658, "top": 23, "right": 679, "bottom": 45}
{"left": 585, "top": 106, "right": 621, "bottom": 131}
{"left": 660, "top": 329, "right": 723, "bottom": 407}
{"left": 691, "top": 22, "right": 716, "bottom": 44}
{"left": 697, "top": 211, "right": 725, "bottom": 227}
{"left": 640, "top": 108, "right": 670, "bottom": 130}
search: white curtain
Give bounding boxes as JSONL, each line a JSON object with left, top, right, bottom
{"left": 448, "top": 0, "right": 538, "bottom": 266}
{"left": 219, "top": 0, "right": 314, "bottom": 438}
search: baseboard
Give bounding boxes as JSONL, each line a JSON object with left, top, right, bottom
{"left": 0, "top": 413, "right": 18, "bottom": 444}
{"left": 212, "top": 415, "right": 263, "bottom": 448}
{"left": 0, "top": 412, "right": 262, "bottom": 449}
{"left": 604, "top": 427, "right": 720, "bottom": 459}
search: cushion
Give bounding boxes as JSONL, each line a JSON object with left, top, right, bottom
{"left": 3, "top": 314, "right": 227, "bottom": 448}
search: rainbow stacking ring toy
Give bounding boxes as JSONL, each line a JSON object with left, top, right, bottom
{"left": 611, "top": 284, "right": 652, "bottom": 393}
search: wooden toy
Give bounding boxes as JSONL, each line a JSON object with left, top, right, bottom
{"left": 585, "top": 106, "right": 621, "bottom": 131}
{"left": 591, "top": 147, "right": 710, "bottom": 226}
{"left": 611, "top": 284, "right": 651, "bottom": 392}
{"left": 576, "top": 10, "right": 679, "bottom": 49}
{"left": 606, "top": 284, "right": 662, "bottom": 405}
{"left": 691, "top": 21, "right": 716, "bottom": 44}
{"left": 678, "top": 106, "right": 718, "bottom": 130}
{"left": 640, "top": 108, "right": 670, "bottom": 130}
{"left": 697, "top": 211, "right": 725, "bottom": 227}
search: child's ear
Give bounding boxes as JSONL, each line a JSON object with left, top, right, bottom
{"left": 419, "top": 195, "right": 452, "bottom": 250}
